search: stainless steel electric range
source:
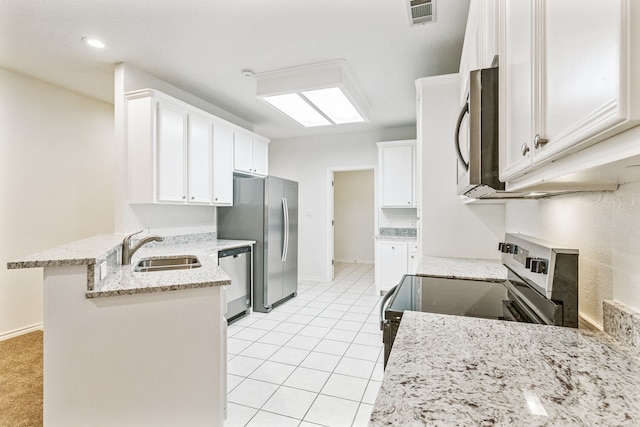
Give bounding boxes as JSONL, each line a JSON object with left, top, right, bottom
{"left": 380, "top": 233, "right": 579, "bottom": 367}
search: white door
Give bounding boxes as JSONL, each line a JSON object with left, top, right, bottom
{"left": 328, "top": 172, "right": 335, "bottom": 281}
{"left": 187, "top": 114, "right": 213, "bottom": 204}
{"left": 212, "top": 125, "right": 234, "bottom": 205}
{"left": 156, "top": 103, "right": 186, "bottom": 203}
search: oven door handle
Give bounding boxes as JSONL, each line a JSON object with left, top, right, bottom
{"left": 502, "top": 300, "right": 523, "bottom": 322}
{"left": 379, "top": 284, "right": 398, "bottom": 331}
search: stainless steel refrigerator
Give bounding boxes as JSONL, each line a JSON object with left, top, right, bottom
{"left": 217, "top": 176, "right": 298, "bottom": 312}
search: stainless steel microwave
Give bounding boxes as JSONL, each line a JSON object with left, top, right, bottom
{"left": 455, "top": 67, "right": 504, "bottom": 198}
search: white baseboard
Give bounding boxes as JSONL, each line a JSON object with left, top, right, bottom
{"left": 579, "top": 312, "right": 603, "bottom": 331}
{"left": 334, "top": 259, "right": 374, "bottom": 264}
{"left": 299, "top": 275, "right": 331, "bottom": 283}
{"left": 0, "top": 323, "right": 44, "bottom": 342}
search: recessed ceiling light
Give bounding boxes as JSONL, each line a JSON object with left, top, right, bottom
{"left": 81, "top": 37, "right": 106, "bottom": 49}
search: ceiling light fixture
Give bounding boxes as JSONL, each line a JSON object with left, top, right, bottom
{"left": 253, "top": 60, "right": 369, "bottom": 127}
{"left": 81, "top": 37, "right": 106, "bottom": 49}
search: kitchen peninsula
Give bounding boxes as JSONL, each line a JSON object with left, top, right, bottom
{"left": 8, "top": 232, "right": 253, "bottom": 426}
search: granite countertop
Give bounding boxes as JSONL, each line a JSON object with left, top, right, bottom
{"left": 416, "top": 255, "right": 508, "bottom": 281}
{"left": 376, "top": 227, "right": 417, "bottom": 241}
{"left": 7, "top": 233, "right": 255, "bottom": 299}
{"left": 370, "top": 311, "right": 640, "bottom": 426}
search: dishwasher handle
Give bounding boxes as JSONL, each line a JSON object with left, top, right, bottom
{"left": 379, "top": 284, "right": 398, "bottom": 331}
{"left": 218, "top": 246, "right": 251, "bottom": 259}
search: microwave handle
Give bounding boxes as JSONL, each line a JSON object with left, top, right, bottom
{"left": 455, "top": 100, "right": 470, "bottom": 171}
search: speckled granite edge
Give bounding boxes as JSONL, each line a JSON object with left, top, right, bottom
{"left": 603, "top": 300, "right": 640, "bottom": 350}
{"left": 8, "top": 232, "right": 254, "bottom": 299}
{"left": 86, "top": 238, "right": 253, "bottom": 299}
{"left": 7, "top": 234, "right": 125, "bottom": 269}
{"left": 379, "top": 227, "right": 417, "bottom": 238}
{"left": 87, "top": 278, "right": 232, "bottom": 299}
{"left": 416, "top": 256, "right": 507, "bottom": 282}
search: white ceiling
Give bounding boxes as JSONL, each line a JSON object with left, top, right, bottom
{"left": 0, "top": 0, "right": 470, "bottom": 140}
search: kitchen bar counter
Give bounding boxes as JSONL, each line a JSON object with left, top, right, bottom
{"left": 7, "top": 232, "right": 253, "bottom": 425}
{"left": 416, "top": 255, "right": 507, "bottom": 281}
{"left": 370, "top": 311, "right": 640, "bottom": 426}
{"left": 8, "top": 233, "right": 255, "bottom": 298}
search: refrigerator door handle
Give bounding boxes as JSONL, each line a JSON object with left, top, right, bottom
{"left": 282, "top": 197, "right": 289, "bottom": 262}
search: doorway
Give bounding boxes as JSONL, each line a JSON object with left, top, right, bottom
{"left": 327, "top": 167, "right": 376, "bottom": 280}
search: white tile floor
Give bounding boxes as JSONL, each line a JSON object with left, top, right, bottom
{"left": 225, "top": 262, "right": 382, "bottom": 427}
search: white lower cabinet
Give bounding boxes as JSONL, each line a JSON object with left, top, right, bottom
{"left": 375, "top": 240, "right": 409, "bottom": 293}
{"left": 408, "top": 242, "right": 418, "bottom": 274}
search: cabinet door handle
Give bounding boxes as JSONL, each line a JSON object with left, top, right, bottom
{"left": 521, "top": 143, "right": 530, "bottom": 156}
{"left": 534, "top": 134, "right": 548, "bottom": 149}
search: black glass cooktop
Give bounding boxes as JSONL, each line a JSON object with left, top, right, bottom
{"left": 386, "top": 275, "right": 510, "bottom": 320}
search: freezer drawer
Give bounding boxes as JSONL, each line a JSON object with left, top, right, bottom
{"left": 218, "top": 246, "right": 251, "bottom": 321}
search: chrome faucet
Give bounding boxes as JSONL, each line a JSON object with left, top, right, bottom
{"left": 121, "top": 230, "right": 164, "bottom": 265}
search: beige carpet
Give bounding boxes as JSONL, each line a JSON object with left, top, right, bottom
{"left": 0, "top": 331, "right": 43, "bottom": 427}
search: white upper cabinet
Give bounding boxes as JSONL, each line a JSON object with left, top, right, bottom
{"left": 126, "top": 89, "right": 269, "bottom": 205}
{"left": 233, "top": 132, "right": 253, "bottom": 174}
{"left": 233, "top": 133, "right": 269, "bottom": 176}
{"left": 499, "top": 0, "right": 640, "bottom": 184}
{"left": 251, "top": 138, "right": 269, "bottom": 176}
{"left": 459, "top": 0, "right": 499, "bottom": 102}
{"left": 187, "top": 113, "right": 214, "bottom": 204}
{"left": 378, "top": 140, "right": 416, "bottom": 208}
{"left": 212, "top": 125, "right": 234, "bottom": 205}
{"left": 156, "top": 101, "right": 187, "bottom": 203}
{"left": 499, "top": 0, "right": 535, "bottom": 179}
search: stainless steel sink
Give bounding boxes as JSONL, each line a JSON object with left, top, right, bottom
{"left": 133, "top": 256, "right": 201, "bottom": 272}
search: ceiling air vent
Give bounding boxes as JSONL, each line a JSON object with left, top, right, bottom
{"left": 408, "top": 0, "right": 435, "bottom": 26}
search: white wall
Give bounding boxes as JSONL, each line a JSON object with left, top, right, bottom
{"left": 269, "top": 127, "right": 415, "bottom": 281}
{"left": 0, "top": 68, "right": 115, "bottom": 338}
{"left": 505, "top": 179, "right": 640, "bottom": 328}
{"left": 334, "top": 170, "right": 375, "bottom": 263}
{"left": 417, "top": 74, "right": 505, "bottom": 259}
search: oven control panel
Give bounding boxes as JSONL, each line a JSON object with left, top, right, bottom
{"left": 499, "top": 233, "right": 578, "bottom": 299}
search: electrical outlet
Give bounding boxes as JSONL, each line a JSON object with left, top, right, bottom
{"left": 99, "top": 261, "right": 108, "bottom": 280}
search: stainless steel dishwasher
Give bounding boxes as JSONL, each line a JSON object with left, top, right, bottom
{"left": 218, "top": 246, "right": 251, "bottom": 322}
